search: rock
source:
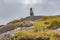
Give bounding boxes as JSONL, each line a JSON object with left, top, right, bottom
{"left": 0, "top": 26, "right": 34, "bottom": 40}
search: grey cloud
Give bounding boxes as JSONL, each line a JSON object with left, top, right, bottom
{"left": 0, "top": 0, "right": 60, "bottom": 24}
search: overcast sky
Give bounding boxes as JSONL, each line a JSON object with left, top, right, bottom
{"left": 0, "top": 0, "right": 60, "bottom": 24}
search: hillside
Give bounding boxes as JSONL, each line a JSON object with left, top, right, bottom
{"left": 0, "top": 16, "right": 60, "bottom": 34}
{"left": 0, "top": 15, "right": 60, "bottom": 40}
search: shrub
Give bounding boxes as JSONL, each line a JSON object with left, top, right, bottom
{"left": 10, "top": 30, "right": 60, "bottom": 40}
{"left": 34, "top": 21, "right": 49, "bottom": 31}
{"left": 48, "top": 20, "right": 60, "bottom": 29}
{"left": 34, "top": 17, "right": 60, "bottom": 31}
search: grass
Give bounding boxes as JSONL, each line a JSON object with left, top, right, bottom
{"left": 10, "top": 30, "right": 60, "bottom": 40}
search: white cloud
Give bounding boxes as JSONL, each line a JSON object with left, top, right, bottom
{"left": 3, "top": 0, "right": 42, "bottom": 5}
{"left": 21, "top": 0, "right": 42, "bottom": 5}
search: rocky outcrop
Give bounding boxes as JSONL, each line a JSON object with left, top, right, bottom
{"left": 0, "top": 26, "right": 34, "bottom": 40}
{"left": 24, "top": 16, "right": 42, "bottom": 21}
{"left": 0, "top": 20, "right": 34, "bottom": 34}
